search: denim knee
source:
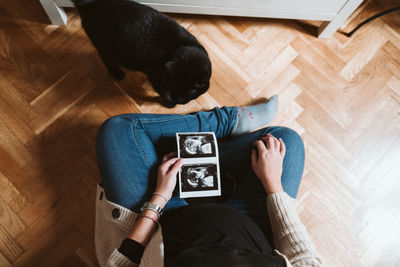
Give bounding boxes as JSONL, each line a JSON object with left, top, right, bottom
{"left": 266, "top": 127, "right": 304, "bottom": 150}
{"left": 98, "top": 115, "right": 124, "bottom": 133}
{"left": 96, "top": 115, "right": 134, "bottom": 143}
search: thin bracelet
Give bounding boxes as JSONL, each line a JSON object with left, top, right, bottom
{"left": 140, "top": 214, "right": 158, "bottom": 225}
{"left": 153, "top": 192, "right": 169, "bottom": 203}
{"left": 142, "top": 207, "right": 161, "bottom": 219}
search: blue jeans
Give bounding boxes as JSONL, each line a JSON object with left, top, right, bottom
{"left": 96, "top": 107, "right": 305, "bottom": 243}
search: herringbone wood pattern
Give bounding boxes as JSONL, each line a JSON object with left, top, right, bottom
{"left": 1, "top": 0, "right": 400, "bottom": 266}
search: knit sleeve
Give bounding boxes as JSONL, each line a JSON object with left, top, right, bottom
{"left": 106, "top": 249, "right": 139, "bottom": 267}
{"left": 267, "top": 192, "right": 323, "bottom": 267}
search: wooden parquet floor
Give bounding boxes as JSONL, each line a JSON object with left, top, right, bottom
{"left": 1, "top": 0, "right": 400, "bottom": 266}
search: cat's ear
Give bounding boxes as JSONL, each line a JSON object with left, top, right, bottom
{"left": 165, "top": 60, "right": 177, "bottom": 75}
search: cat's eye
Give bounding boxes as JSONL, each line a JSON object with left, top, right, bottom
{"left": 194, "top": 83, "right": 205, "bottom": 89}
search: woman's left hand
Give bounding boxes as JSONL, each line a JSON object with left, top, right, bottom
{"left": 251, "top": 134, "right": 285, "bottom": 194}
{"left": 155, "top": 152, "right": 183, "bottom": 200}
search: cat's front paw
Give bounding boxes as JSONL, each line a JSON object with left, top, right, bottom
{"left": 109, "top": 68, "right": 125, "bottom": 81}
{"left": 162, "top": 99, "right": 176, "bottom": 108}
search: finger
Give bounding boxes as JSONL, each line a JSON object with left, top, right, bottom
{"left": 279, "top": 138, "right": 286, "bottom": 156}
{"left": 262, "top": 134, "right": 274, "bottom": 141}
{"left": 260, "top": 136, "right": 268, "bottom": 145}
{"left": 273, "top": 136, "right": 280, "bottom": 150}
{"left": 162, "top": 151, "right": 177, "bottom": 163}
{"left": 161, "top": 157, "right": 180, "bottom": 172}
{"left": 167, "top": 158, "right": 183, "bottom": 175}
{"left": 261, "top": 138, "right": 267, "bottom": 150}
{"left": 267, "top": 134, "right": 279, "bottom": 150}
{"left": 254, "top": 140, "right": 266, "bottom": 158}
{"left": 251, "top": 148, "right": 257, "bottom": 164}
{"left": 267, "top": 135, "right": 275, "bottom": 150}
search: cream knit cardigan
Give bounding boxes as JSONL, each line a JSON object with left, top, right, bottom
{"left": 95, "top": 184, "right": 323, "bottom": 267}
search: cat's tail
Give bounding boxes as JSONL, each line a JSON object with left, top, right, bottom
{"left": 71, "top": 0, "right": 97, "bottom": 7}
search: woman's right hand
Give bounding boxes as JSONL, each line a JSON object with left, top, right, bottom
{"left": 251, "top": 134, "right": 286, "bottom": 195}
{"left": 155, "top": 152, "right": 183, "bottom": 200}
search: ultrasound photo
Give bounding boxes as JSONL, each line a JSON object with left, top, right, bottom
{"left": 177, "top": 133, "right": 216, "bottom": 158}
{"left": 176, "top": 132, "right": 220, "bottom": 198}
{"left": 181, "top": 164, "right": 218, "bottom": 192}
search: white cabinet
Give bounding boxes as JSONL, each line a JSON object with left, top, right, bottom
{"left": 140, "top": 0, "right": 347, "bottom": 20}
{"left": 41, "top": 0, "right": 364, "bottom": 38}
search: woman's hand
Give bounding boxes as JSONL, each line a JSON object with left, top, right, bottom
{"left": 155, "top": 152, "right": 183, "bottom": 200}
{"left": 251, "top": 134, "right": 286, "bottom": 195}
{"left": 129, "top": 152, "right": 182, "bottom": 246}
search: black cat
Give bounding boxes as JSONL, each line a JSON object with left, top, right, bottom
{"left": 72, "top": 0, "right": 212, "bottom": 107}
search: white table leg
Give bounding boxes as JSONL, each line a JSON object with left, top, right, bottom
{"left": 39, "top": 0, "right": 68, "bottom": 25}
{"left": 318, "top": 0, "right": 364, "bottom": 38}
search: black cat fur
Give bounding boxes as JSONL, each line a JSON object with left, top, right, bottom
{"left": 72, "top": 0, "right": 211, "bottom": 107}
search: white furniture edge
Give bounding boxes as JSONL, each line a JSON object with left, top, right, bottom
{"left": 318, "top": 0, "right": 363, "bottom": 38}
{"left": 40, "top": 0, "right": 68, "bottom": 26}
{"left": 39, "top": 0, "right": 363, "bottom": 38}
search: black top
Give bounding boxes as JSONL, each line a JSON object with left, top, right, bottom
{"left": 119, "top": 204, "right": 285, "bottom": 267}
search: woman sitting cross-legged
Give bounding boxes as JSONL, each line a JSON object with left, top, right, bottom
{"left": 94, "top": 96, "right": 323, "bottom": 267}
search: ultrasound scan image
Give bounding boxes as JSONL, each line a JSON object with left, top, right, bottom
{"left": 178, "top": 133, "right": 216, "bottom": 158}
{"left": 181, "top": 164, "right": 218, "bottom": 192}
